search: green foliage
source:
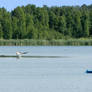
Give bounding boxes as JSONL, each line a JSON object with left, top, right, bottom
{"left": 12, "top": 7, "right": 26, "bottom": 39}
{"left": 72, "top": 10, "right": 82, "bottom": 37}
{"left": 0, "top": 23, "right": 3, "bottom": 39}
{"left": 58, "top": 15, "right": 66, "bottom": 35}
{"left": 89, "top": 9, "right": 92, "bottom": 35}
{"left": 0, "top": 4, "right": 92, "bottom": 40}
{"left": 1, "top": 10, "right": 12, "bottom": 39}
{"left": 81, "top": 8, "right": 89, "bottom": 37}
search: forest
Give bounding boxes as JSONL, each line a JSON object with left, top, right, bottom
{"left": 0, "top": 4, "right": 92, "bottom": 40}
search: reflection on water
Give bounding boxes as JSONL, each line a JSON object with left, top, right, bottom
{"left": 0, "top": 55, "right": 69, "bottom": 58}
{"left": 0, "top": 46, "right": 92, "bottom": 92}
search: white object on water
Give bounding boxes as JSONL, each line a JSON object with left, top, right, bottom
{"left": 16, "top": 51, "right": 28, "bottom": 57}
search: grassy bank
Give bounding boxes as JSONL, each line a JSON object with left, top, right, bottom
{"left": 0, "top": 39, "right": 92, "bottom": 46}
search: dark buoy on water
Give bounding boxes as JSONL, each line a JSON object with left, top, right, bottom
{"left": 86, "top": 70, "right": 92, "bottom": 74}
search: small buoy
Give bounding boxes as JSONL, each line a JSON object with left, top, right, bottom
{"left": 86, "top": 70, "right": 92, "bottom": 73}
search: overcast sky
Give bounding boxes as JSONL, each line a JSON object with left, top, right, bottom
{"left": 0, "top": 0, "right": 92, "bottom": 11}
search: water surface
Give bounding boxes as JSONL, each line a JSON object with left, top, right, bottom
{"left": 0, "top": 46, "right": 92, "bottom": 92}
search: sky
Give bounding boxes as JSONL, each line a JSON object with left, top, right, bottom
{"left": 0, "top": 0, "right": 92, "bottom": 11}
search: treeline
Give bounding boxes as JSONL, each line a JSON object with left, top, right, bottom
{"left": 0, "top": 4, "right": 92, "bottom": 39}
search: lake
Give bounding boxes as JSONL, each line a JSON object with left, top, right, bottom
{"left": 0, "top": 46, "right": 92, "bottom": 92}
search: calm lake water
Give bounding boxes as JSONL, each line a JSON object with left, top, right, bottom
{"left": 0, "top": 46, "right": 92, "bottom": 92}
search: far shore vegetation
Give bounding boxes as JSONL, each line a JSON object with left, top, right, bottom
{"left": 0, "top": 4, "right": 92, "bottom": 45}
{"left": 0, "top": 38, "right": 92, "bottom": 46}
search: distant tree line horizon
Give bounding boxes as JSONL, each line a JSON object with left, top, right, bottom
{"left": 0, "top": 4, "right": 92, "bottom": 39}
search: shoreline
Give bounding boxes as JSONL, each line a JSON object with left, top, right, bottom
{"left": 0, "top": 39, "right": 92, "bottom": 46}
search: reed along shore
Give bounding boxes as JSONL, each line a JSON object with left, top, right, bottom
{"left": 0, "top": 39, "right": 92, "bottom": 46}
